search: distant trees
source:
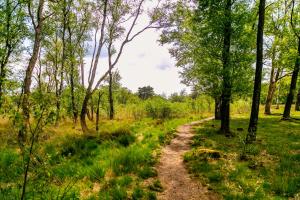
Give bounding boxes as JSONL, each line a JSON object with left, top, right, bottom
{"left": 138, "top": 86, "right": 155, "bottom": 100}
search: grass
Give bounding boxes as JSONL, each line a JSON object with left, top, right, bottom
{"left": 0, "top": 104, "right": 211, "bottom": 199}
{"left": 184, "top": 105, "right": 300, "bottom": 199}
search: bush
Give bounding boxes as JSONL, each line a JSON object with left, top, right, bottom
{"left": 145, "top": 98, "right": 172, "bottom": 119}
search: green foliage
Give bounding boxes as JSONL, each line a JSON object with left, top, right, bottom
{"left": 145, "top": 98, "right": 172, "bottom": 119}
{"left": 138, "top": 86, "right": 155, "bottom": 100}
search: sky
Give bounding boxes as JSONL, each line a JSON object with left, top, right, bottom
{"left": 84, "top": 1, "right": 190, "bottom": 96}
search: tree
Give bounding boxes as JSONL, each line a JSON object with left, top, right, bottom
{"left": 0, "top": 0, "right": 26, "bottom": 109}
{"left": 80, "top": 0, "right": 161, "bottom": 134}
{"left": 220, "top": 0, "right": 232, "bottom": 135}
{"left": 138, "top": 86, "right": 155, "bottom": 100}
{"left": 296, "top": 89, "right": 300, "bottom": 111}
{"left": 247, "top": 0, "right": 266, "bottom": 143}
{"left": 282, "top": 0, "right": 300, "bottom": 120}
{"left": 19, "top": 0, "right": 46, "bottom": 144}
{"left": 105, "top": 70, "right": 121, "bottom": 120}
{"left": 264, "top": 0, "right": 294, "bottom": 115}
{"left": 159, "top": 0, "right": 255, "bottom": 123}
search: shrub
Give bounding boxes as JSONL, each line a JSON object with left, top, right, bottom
{"left": 145, "top": 98, "right": 172, "bottom": 119}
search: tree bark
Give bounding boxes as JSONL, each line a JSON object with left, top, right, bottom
{"left": 108, "top": 69, "right": 114, "bottom": 120}
{"left": 220, "top": 0, "right": 232, "bottom": 136}
{"left": 247, "top": 0, "right": 266, "bottom": 143}
{"left": 215, "top": 97, "right": 221, "bottom": 120}
{"left": 19, "top": 0, "right": 45, "bottom": 144}
{"left": 283, "top": 39, "right": 300, "bottom": 119}
{"left": 70, "top": 62, "right": 78, "bottom": 126}
{"left": 96, "top": 91, "right": 102, "bottom": 131}
{"left": 296, "top": 89, "right": 300, "bottom": 111}
{"left": 80, "top": 91, "right": 92, "bottom": 133}
{"left": 55, "top": 0, "right": 68, "bottom": 126}
{"left": 20, "top": 1, "right": 45, "bottom": 199}
{"left": 265, "top": 47, "right": 277, "bottom": 115}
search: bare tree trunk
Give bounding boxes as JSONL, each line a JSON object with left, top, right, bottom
{"left": 247, "top": 0, "right": 266, "bottom": 143}
{"left": 283, "top": 40, "right": 300, "bottom": 119}
{"left": 80, "top": 91, "right": 92, "bottom": 133}
{"left": 108, "top": 69, "right": 114, "bottom": 120}
{"left": 265, "top": 71, "right": 281, "bottom": 115}
{"left": 265, "top": 47, "right": 277, "bottom": 115}
{"left": 20, "top": 1, "right": 45, "bottom": 199}
{"left": 296, "top": 89, "right": 300, "bottom": 111}
{"left": 220, "top": 0, "right": 232, "bottom": 136}
{"left": 215, "top": 96, "right": 221, "bottom": 120}
{"left": 19, "top": 0, "right": 45, "bottom": 144}
{"left": 90, "top": 100, "right": 94, "bottom": 121}
{"left": 70, "top": 63, "right": 78, "bottom": 126}
{"left": 96, "top": 91, "right": 102, "bottom": 131}
{"left": 55, "top": 0, "right": 68, "bottom": 126}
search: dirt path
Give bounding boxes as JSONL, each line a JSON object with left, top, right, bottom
{"left": 157, "top": 117, "right": 220, "bottom": 200}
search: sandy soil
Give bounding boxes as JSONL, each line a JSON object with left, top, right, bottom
{"left": 157, "top": 117, "right": 220, "bottom": 200}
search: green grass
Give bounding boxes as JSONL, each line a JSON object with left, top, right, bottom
{"left": 184, "top": 106, "right": 300, "bottom": 199}
{"left": 0, "top": 110, "right": 210, "bottom": 199}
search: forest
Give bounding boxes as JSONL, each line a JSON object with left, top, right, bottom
{"left": 0, "top": 0, "right": 300, "bottom": 199}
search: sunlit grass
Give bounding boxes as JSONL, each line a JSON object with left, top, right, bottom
{"left": 185, "top": 105, "right": 300, "bottom": 199}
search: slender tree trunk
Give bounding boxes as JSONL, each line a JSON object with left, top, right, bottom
{"left": 96, "top": 91, "right": 102, "bottom": 131}
{"left": 55, "top": 2, "right": 68, "bottom": 126}
{"left": 0, "top": 62, "right": 7, "bottom": 108}
{"left": 215, "top": 96, "right": 221, "bottom": 120}
{"left": 283, "top": 40, "right": 300, "bottom": 119}
{"left": 247, "top": 0, "right": 266, "bottom": 143}
{"left": 296, "top": 89, "right": 300, "bottom": 111}
{"left": 108, "top": 69, "right": 114, "bottom": 120}
{"left": 20, "top": 1, "right": 45, "bottom": 199}
{"left": 19, "top": 0, "right": 45, "bottom": 144}
{"left": 70, "top": 63, "right": 78, "bottom": 126}
{"left": 91, "top": 101, "right": 94, "bottom": 121}
{"left": 80, "top": 91, "right": 92, "bottom": 134}
{"left": 265, "top": 47, "right": 277, "bottom": 115}
{"left": 220, "top": 0, "right": 232, "bottom": 136}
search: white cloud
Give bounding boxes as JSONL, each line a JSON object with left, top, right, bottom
{"left": 83, "top": 1, "right": 190, "bottom": 96}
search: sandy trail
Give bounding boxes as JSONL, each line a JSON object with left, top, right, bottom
{"left": 157, "top": 117, "right": 220, "bottom": 200}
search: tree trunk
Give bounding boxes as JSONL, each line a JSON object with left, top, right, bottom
{"left": 265, "top": 47, "right": 277, "bottom": 115}
{"left": 108, "top": 69, "right": 114, "bottom": 120}
{"left": 19, "top": 0, "right": 45, "bottom": 144}
{"left": 20, "top": 1, "right": 45, "bottom": 199}
{"left": 55, "top": 2, "right": 68, "bottom": 126}
{"left": 80, "top": 91, "right": 92, "bottom": 134}
{"left": 96, "top": 91, "right": 102, "bottom": 131}
{"left": 0, "top": 62, "right": 7, "bottom": 108}
{"left": 283, "top": 39, "right": 300, "bottom": 119}
{"left": 296, "top": 89, "right": 300, "bottom": 111}
{"left": 215, "top": 97, "right": 221, "bottom": 120}
{"left": 220, "top": 0, "right": 232, "bottom": 136}
{"left": 247, "top": 0, "right": 266, "bottom": 143}
{"left": 70, "top": 63, "right": 78, "bottom": 126}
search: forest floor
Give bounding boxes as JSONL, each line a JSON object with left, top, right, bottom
{"left": 157, "top": 117, "right": 220, "bottom": 200}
